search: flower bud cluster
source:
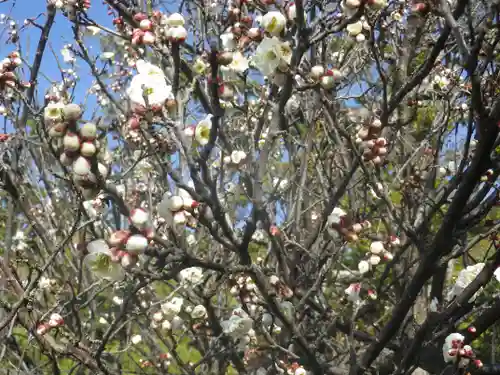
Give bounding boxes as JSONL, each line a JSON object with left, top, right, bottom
{"left": 0, "top": 52, "right": 27, "bottom": 93}
{"left": 36, "top": 313, "right": 64, "bottom": 335}
{"left": 327, "top": 207, "right": 371, "bottom": 242}
{"left": 355, "top": 119, "right": 388, "bottom": 165}
{"left": 44, "top": 101, "right": 110, "bottom": 192}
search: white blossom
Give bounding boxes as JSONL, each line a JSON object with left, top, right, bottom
{"left": 447, "top": 263, "right": 484, "bottom": 301}
{"left": 126, "top": 60, "right": 173, "bottom": 108}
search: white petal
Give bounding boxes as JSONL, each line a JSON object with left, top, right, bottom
{"left": 87, "top": 239, "right": 110, "bottom": 254}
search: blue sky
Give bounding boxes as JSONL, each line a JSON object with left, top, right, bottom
{"left": 0, "top": 1, "right": 113, "bottom": 115}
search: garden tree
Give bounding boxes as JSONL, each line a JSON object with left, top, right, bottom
{"left": 0, "top": 0, "right": 499, "bottom": 374}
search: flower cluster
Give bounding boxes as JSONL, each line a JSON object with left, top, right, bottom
{"left": 44, "top": 102, "right": 111, "bottom": 196}
{"left": 344, "top": 283, "right": 377, "bottom": 303}
{"left": 357, "top": 238, "right": 398, "bottom": 274}
{"left": 326, "top": 207, "right": 371, "bottom": 242}
{"left": 442, "top": 332, "right": 482, "bottom": 368}
{"left": 84, "top": 221, "right": 154, "bottom": 279}
{"left": 309, "top": 65, "right": 344, "bottom": 89}
{"left": 229, "top": 275, "right": 258, "bottom": 303}
{"left": 157, "top": 187, "right": 200, "bottom": 227}
{"left": 36, "top": 313, "right": 64, "bottom": 335}
{"left": 355, "top": 119, "right": 388, "bottom": 165}
{"left": 0, "top": 52, "right": 26, "bottom": 95}
{"left": 126, "top": 60, "right": 174, "bottom": 112}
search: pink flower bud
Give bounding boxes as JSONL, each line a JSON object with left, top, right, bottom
{"left": 63, "top": 132, "right": 81, "bottom": 152}
{"left": 468, "top": 326, "right": 476, "bottom": 333}
{"left": 368, "top": 290, "right": 377, "bottom": 300}
{"left": 140, "top": 19, "right": 153, "bottom": 31}
{"left": 108, "top": 230, "right": 131, "bottom": 247}
{"left": 352, "top": 223, "right": 363, "bottom": 233}
{"left": 142, "top": 31, "right": 156, "bottom": 45}
{"left": 80, "top": 122, "right": 97, "bottom": 140}
{"left": 48, "top": 313, "right": 64, "bottom": 327}
{"left": 172, "top": 211, "right": 187, "bottom": 225}
{"left": 170, "top": 26, "right": 187, "bottom": 42}
{"left": 72, "top": 156, "right": 91, "bottom": 176}
{"left": 377, "top": 147, "right": 388, "bottom": 156}
{"left": 370, "top": 241, "right": 385, "bottom": 254}
{"left": 48, "top": 123, "right": 67, "bottom": 138}
{"left": 383, "top": 251, "right": 393, "bottom": 261}
{"left": 125, "top": 234, "right": 149, "bottom": 253}
{"left": 130, "top": 208, "right": 149, "bottom": 229}
{"left": 167, "top": 195, "right": 184, "bottom": 212}
{"left": 133, "top": 13, "right": 148, "bottom": 22}
{"left": 128, "top": 116, "right": 141, "bottom": 130}
{"left": 474, "top": 360, "right": 483, "bottom": 368}
{"left": 376, "top": 137, "right": 387, "bottom": 146}
{"left": 80, "top": 141, "right": 97, "bottom": 157}
{"left": 182, "top": 198, "right": 199, "bottom": 210}
{"left": 36, "top": 323, "right": 50, "bottom": 335}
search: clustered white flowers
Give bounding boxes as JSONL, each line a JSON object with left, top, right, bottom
{"left": 126, "top": 60, "right": 173, "bottom": 111}
{"left": 157, "top": 186, "right": 201, "bottom": 227}
{"left": 357, "top": 237, "right": 398, "bottom": 275}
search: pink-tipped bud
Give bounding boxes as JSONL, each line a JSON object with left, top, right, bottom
{"left": 142, "top": 31, "right": 156, "bottom": 45}
{"left": 383, "top": 251, "right": 393, "bottom": 261}
{"left": 377, "top": 147, "right": 388, "bottom": 156}
{"left": 140, "top": 19, "right": 153, "bottom": 31}
{"left": 376, "top": 137, "right": 387, "bottom": 146}
{"left": 63, "top": 132, "right": 81, "bottom": 152}
{"left": 365, "top": 140, "right": 375, "bottom": 149}
{"left": 144, "top": 228, "right": 155, "bottom": 240}
{"left": 128, "top": 116, "right": 141, "bottom": 130}
{"left": 182, "top": 198, "right": 199, "bottom": 210}
{"left": 108, "top": 230, "right": 131, "bottom": 247}
{"left": 152, "top": 311, "right": 164, "bottom": 322}
{"left": 468, "top": 326, "right": 477, "bottom": 333}
{"left": 125, "top": 234, "right": 149, "bottom": 253}
{"left": 80, "top": 122, "right": 97, "bottom": 140}
{"left": 368, "top": 290, "right": 377, "bottom": 300}
{"left": 370, "top": 241, "right": 385, "bottom": 254}
{"left": 172, "top": 211, "right": 187, "bottom": 225}
{"left": 48, "top": 313, "right": 64, "bottom": 327}
{"left": 36, "top": 323, "right": 50, "bottom": 335}
{"left": 130, "top": 208, "right": 149, "bottom": 229}
{"left": 475, "top": 360, "right": 483, "bottom": 368}
{"left": 80, "top": 141, "right": 97, "bottom": 157}
{"left": 371, "top": 119, "right": 382, "bottom": 128}
{"left": 133, "top": 13, "right": 148, "bottom": 22}
{"left": 352, "top": 223, "right": 363, "bottom": 233}
{"left": 72, "top": 156, "right": 91, "bottom": 176}
{"left": 167, "top": 195, "right": 184, "bottom": 212}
